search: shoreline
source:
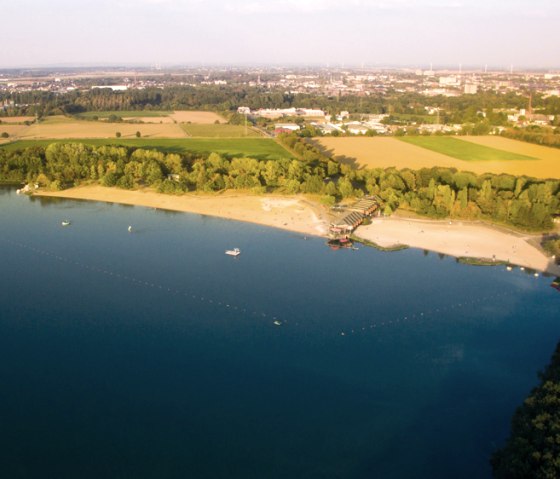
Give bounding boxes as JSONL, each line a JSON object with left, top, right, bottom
{"left": 35, "top": 185, "right": 331, "bottom": 238}
{"left": 34, "top": 185, "right": 560, "bottom": 276}
{"left": 354, "top": 217, "right": 560, "bottom": 276}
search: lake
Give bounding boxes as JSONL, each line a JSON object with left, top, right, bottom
{"left": 0, "top": 185, "right": 558, "bottom": 478}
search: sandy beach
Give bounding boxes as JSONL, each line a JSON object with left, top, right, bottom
{"left": 36, "top": 185, "right": 330, "bottom": 237}
{"left": 35, "top": 186, "right": 559, "bottom": 275}
{"left": 355, "top": 217, "right": 560, "bottom": 276}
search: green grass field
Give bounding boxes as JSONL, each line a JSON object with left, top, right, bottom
{"left": 399, "top": 136, "right": 538, "bottom": 162}
{"left": 1, "top": 138, "right": 292, "bottom": 160}
{"left": 181, "top": 123, "right": 262, "bottom": 138}
{"left": 76, "top": 111, "right": 172, "bottom": 119}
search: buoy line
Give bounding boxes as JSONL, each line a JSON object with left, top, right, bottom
{"left": 2, "top": 238, "right": 284, "bottom": 327}
{"left": 1, "top": 238, "right": 528, "bottom": 337}
{"left": 338, "top": 290, "right": 516, "bottom": 337}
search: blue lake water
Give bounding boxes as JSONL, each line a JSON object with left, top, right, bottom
{"left": 0, "top": 185, "right": 558, "bottom": 478}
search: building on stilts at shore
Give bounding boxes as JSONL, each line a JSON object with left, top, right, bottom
{"left": 328, "top": 197, "right": 381, "bottom": 243}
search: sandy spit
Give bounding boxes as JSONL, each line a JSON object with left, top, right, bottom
{"left": 355, "top": 217, "right": 560, "bottom": 275}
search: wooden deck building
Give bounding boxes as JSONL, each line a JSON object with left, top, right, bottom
{"left": 329, "top": 197, "right": 380, "bottom": 237}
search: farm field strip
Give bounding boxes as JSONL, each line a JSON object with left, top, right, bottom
{"left": 181, "top": 123, "right": 263, "bottom": 138}
{"left": 16, "top": 119, "right": 187, "bottom": 140}
{"left": 399, "top": 136, "right": 538, "bottom": 162}
{"left": 1, "top": 138, "right": 292, "bottom": 160}
{"left": 170, "top": 111, "right": 226, "bottom": 124}
{"left": 0, "top": 125, "right": 29, "bottom": 137}
{"left": 0, "top": 116, "right": 36, "bottom": 123}
{"left": 76, "top": 111, "right": 173, "bottom": 118}
{"left": 458, "top": 136, "right": 560, "bottom": 160}
{"left": 318, "top": 136, "right": 560, "bottom": 179}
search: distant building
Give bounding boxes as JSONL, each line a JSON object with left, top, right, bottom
{"left": 439, "top": 76, "right": 460, "bottom": 87}
{"left": 315, "top": 123, "right": 342, "bottom": 135}
{"left": 274, "top": 123, "right": 300, "bottom": 134}
{"left": 91, "top": 85, "right": 128, "bottom": 91}
{"left": 329, "top": 197, "right": 379, "bottom": 236}
{"left": 296, "top": 108, "right": 325, "bottom": 117}
{"left": 464, "top": 84, "right": 478, "bottom": 94}
{"left": 526, "top": 114, "right": 552, "bottom": 126}
{"left": 347, "top": 124, "right": 369, "bottom": 135}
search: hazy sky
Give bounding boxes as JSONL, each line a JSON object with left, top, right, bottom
{"left": 2, "top": 0, "right": 559, "bottom": 68}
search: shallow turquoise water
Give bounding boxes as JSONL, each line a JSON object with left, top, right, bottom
{"left": 0, "top": 186, "right": 558, "bottom": 478}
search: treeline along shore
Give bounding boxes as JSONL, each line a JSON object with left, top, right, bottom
{"left": 492, "top": 340, "right": 560, "bottom": 479}
{"left": 2, "top": 134, "right": 559, "bottom": 233}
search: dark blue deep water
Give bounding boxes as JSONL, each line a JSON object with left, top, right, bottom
{"left": 1, "top": 185, "right": 558, "bottom": 478}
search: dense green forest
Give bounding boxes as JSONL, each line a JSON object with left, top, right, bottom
{"left": 492, "top": 342, "right": 560, "bottom": 478}
{"left": 1, "top": 135, "right": 559, "bottom": 231}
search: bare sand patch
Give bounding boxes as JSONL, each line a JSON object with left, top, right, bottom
{"left": 170, "top": 111, "right": 227, "bottom": 124}
{"left": 355, "top": 218, "right": 560, "bottom": 275}
{"left": 18, "top": 121, "right": 188, "bottom": 139}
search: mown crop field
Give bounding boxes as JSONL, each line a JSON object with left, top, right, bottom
{"left": 181, "top": 123, "right": 262, "bottom": 138}
{"left": 15, "top": 116, "right": 186, "bottom": 139}
{"left": 76, "top": 111, "right": 173, "bottom": 118}
{"left": 318, "top": 136, "right": 560, "bottom": 179}
{"left": 170, "top": 111, "right": 226, "bottom": 124}
{"left": 0, "top": 116, "right": 36, "bottom": 124}
{"left": 0, "top": 125, "right": 28, "bottom": 143}
{"left": 399, "top": 136, "right": 537, "bottom": 162}
{"left": 1, "top": 138, "right": 292, "bottom": 160}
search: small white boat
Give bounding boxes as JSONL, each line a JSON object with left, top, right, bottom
{"left": 61, "top": 220, "right": 71, "bottom": 226}
{"left": 128, "top": 225, "right": 133, "bottom": 233}
{"left": 225, "top": 248, "right": 241, "bottom": 256}
{"left": 506, "top": 266, "right": 512, "bottom": 271}
{"left": 273, "top": 320, "right": 282, "bottom": 326}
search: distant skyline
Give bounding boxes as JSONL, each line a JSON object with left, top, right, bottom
{"left": 2, "top": 0, "right": 560, "bottom": 69}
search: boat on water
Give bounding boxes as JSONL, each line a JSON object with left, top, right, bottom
{"left": 61, "top": 220, "right": 71, "bottom": 226}
{"left": 225, "top": 248, "right": 241, "bottom": 256}
{"left": 273, "top": 320, "right": 282, "bottom": 326}
{"left": 128, "top": 225, "right": 133, "bottom": 233}
{"left": 551, "top": 278, "right": 560, "bottom": 292}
